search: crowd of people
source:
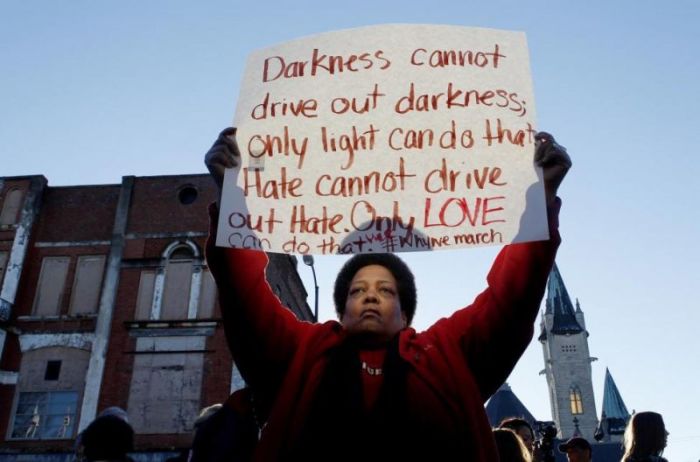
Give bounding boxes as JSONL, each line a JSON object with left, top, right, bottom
{"left": 489, "top": 412, "right": 670, "bottom": 462}
{"left": 72, "top": 128, "right": 669, "bottom": 461}
{"left": 74, "top": 404, "right": 670, "bottom": 461}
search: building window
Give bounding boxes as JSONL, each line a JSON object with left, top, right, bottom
{"left": 11, "top": 347, "right": 89, "bottom": 440}
{"left": 127, "top": 337, "right": 205, "bottom": 434}
{"left": 178, "top": 185, "right": 198, "bottom": 205}
{"left": 197, "top": 269, "right": 217, "bottom": 319}
{"left": 562, "top": 344, "right": 577, "bottom": 353}
{"left": 10, "top": 391, "right": 78, "bottom": 439}
{"left": 0, "top": 188, "right": 23, "bottom": 226}
{"left": 161, "top": 247, "right": 194, "bottom": 320}
{"left": 135, "top": 270, "right": 156, "bottom": 320}
{"left": 44, "top": 361, "right": 61, "bottom": 381}
{"left": 570, "top": 387, "right": 584, "bottom": 415}
{"left": 134, "top": 241, "right": 211, "bottom": 321}
{"left": 33, "top": 257, "right": 70, "bottom": 316}
{"left": 69, "top": 255, "right": 106, "bottom": 315}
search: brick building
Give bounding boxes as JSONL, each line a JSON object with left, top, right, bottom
{"left": 0, "top": 174, "right": 313, "bottom": 461}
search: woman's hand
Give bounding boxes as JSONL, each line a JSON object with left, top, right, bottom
{"left": 534, "top": 132, "right": 572, "bottom": 205}
{"left": 205, "top": 127, "right": 241, "bottom": 190}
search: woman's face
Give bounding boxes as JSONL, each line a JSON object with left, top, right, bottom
{"left": 341, "top": 264, "right": 407, "bottom": 341}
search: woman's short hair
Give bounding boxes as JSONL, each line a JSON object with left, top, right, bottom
{"left": 333, "top": 253, "right": 417, "bottom": 325}
{"left": 623, "top": 411, "right": 667, "bottom": 461}
{"left": 194, "top": 403, "right": 223, "bottom": 428}
{"left": 499, "top": 417, "right": 534, "bottom": 434}
{"left": 492, "top": 428, "right": 532, "bottom": 462}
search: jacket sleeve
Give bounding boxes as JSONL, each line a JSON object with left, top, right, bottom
{"left": 205, "top": 204, "right": 314, "bottom": 402}
{"left": 424, "top": 199, "right": 562, "bottom": 400}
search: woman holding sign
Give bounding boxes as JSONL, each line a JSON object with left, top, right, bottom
{"left": 204, "top": 127, "right": 570, "bottom": 461}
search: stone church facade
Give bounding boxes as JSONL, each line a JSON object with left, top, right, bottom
{"left": 487, "top": 263, "right": 631, "bottom": 461}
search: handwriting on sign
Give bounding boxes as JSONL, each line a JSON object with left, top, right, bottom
{"left": 423, "top": 196, "right": 506, "bottom": 228}
{"left": 252, "top": 93, "right": 319, "bottom": 119}
{"left": 409, "top": 44, "right": 506, "bottom": 69}
{"left": 320, "top": 124, "right": 380, "bottom": 170}
{"left": 246, "top": 126, "right": 308, "bottom": 169}
{"left": 424, "top": 161, "right": 505, "bottom": 193}
{"left": 262, "top": 48, "right": 391, "bottom": 82}
{"left": 222, "top": 25, "right": 546, "bottom": 253}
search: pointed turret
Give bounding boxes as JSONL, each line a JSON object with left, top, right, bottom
{"left": 546, "top": 264, "right": 584, "bottom": 335}
{"left": 597, "top": 368, "right": 630, "bottom": 442}
{"left": 485, "top": 383, "right": 537, "bottom": 427}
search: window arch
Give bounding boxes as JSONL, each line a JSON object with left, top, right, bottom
{"left": 569, "top": 385, "right": 584, "bottom": 415}
{"left": 160, "top": 243, "right": 196, "bottom": 320}
{"left": 0, "top": 188, "right": 24, "bottom": 226}
{"left": 134, "top": 240, "right": 218, "bottom": 321}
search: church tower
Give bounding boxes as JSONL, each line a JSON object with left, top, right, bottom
{"left": 539, "top": 264, "right": 598, "bottom": 440}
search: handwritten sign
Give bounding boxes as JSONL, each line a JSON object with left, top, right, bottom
{"left": 217, "top": 24, "right": 547, "bottom": 254}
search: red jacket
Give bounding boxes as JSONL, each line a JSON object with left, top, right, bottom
{"left": 206, "top": 205, "right": 560, "bottom": 461}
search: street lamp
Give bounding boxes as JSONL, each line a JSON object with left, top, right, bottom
{"left": 302, "top": 255, "right": 319, "bottom": 322}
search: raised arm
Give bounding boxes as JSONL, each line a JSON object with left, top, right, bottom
{"left": 425, "top": 132, "right": 571, "bottom": 399}
{"left": 204, "top": 128, "right": 314, "bottom": 398}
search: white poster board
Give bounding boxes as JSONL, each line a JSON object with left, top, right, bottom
{"left": 217, "top": 24, "right": 547, "bottom": 255}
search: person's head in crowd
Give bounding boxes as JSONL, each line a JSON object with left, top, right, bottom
{"left": 622, "top": 411, "right": 669, "bottom": 461}
{"left": 188, "top": 392, "right": 258, "bottom": 462}
{"left": 98, "top": 406, "right": 130, "bottom": 422}
{"left": 75, "top": 406, "right": 132, "bottom": 461}
{"left": 333, "top": 253, "right": 416, "bottom": 344}
{"left": 81, "top": 413, "right": 134, "bottom": 461}
{"left": 499, "top": 417, "right": 535, "bottom": 452}
{"left": 558, "top": 436, "right": 592, "bottom": 462}
{"left": 194, "top": 403, "right": 223, "bottom": 429}
{"left": 173, "top": 403, "right": 224, "bottom": 462}
{"left": 493, "top": 428, "right": 532, "bottom": 462}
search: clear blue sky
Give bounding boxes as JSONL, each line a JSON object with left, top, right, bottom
{"left": 2, "top": 1, "right": 698, "bottom": 460}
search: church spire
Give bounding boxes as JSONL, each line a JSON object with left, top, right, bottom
{"left": 594, "top": 368, "right": 630, "bottom": 442}
{"left": 546, "top": 263, "right": 584, "bottom": 334}
{"left": 601, "top": 368, "right": 630, "bottom": 429}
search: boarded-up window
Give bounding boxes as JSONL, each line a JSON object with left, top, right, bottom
{"left": 69, "top": 256, "right": 106, "bottom": 315}
{"left": 197, "top": 270, "right": 217, "bottom": 319}
{"left": 161, "top": 256, "right": 193, "bottom": 320}
{"left": 33, "top": 257, "right": 70, "bottom": 316}
{"left": 0, "top": 251, "right": 8, "bottom": 285}
{"left": 135, "top": 271, "right": 156, "bottom": 320}
{"left": 0, "top": 189, "right": 23, "bottom": 225}
{"left": 127, "top": 338, "right": 204, "bottom": 434}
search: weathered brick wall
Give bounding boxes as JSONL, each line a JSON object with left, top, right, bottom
{"left": 0, "top": 174, "right": 312, "bottom": 455}
{"left": 33, "top": 186, "right": 119, "bottom": 243}
{"left": 127, "top": 176, "right": 217, "bottom": 235}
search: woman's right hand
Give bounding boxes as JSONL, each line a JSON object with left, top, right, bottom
{"left": 204, "top": 127, "right": 240, "bottom": 190}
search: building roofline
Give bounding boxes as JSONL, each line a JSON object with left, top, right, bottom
{"left": 2, "top": 173, "right": 211, "bottom": 189}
